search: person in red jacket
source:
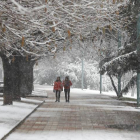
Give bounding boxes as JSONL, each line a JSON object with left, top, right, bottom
{"left": 53, "top": 77, "right": 63, "bottom": 102}
{"left": 63, "top": 76, "right": 72, "bottom": 102}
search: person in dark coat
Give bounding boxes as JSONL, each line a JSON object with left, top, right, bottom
{"left": 53, "top": 77, "right": 62, "bottom": 102}
{"left": 63, "top": 76, "right": 72, "bottom": 102}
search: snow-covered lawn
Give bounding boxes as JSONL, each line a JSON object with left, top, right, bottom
{"left": 0, "top": 97, "right": 42, "bottom": 140}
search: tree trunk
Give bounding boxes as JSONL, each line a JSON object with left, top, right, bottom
{"left": 108, "top": 74, "right": 119, "bottom": 97}
{"left": 1, "top": 54, "right": 13, "bottom": 105}
{"left": 0, "top": 53, "right": 35, "bottom": 104}
{"left": 12, "top": 57, "right": 21, "bottom": 101}
{"left": 19, "top": 56, "right": 35, "bottom": 97}
{"left": 131, "top": 86, "right": 135, "bottom": 97}
{"left": 131, "top": 72, "right": 135, "bottom": 97}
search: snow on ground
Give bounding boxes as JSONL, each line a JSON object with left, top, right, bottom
{"left": 0, "top": 84, "right": 138, "bottom": 140}
{"left": 21, "top": 98, "right": 43, "bottom": 103}
{"left": 34, "top": 84, "right": 113, "bottom": 95}
{"left": 76, "top": 103, "right": 140, "bottom": 112}
{"left": 32, "top": 85, "right": 48, "bottom": 97}
{"left": 32, "top": 90, "right": 48, "bottom": 97}
{"left": 71, "top": 88, "right": 137, "bottom": 100}
{"left": 34, "top": 84, "right": 137, "bottom": 99}
{"left": 0, "top": 98, "right": 42, "bottom": 140}
{"left": 34, "top": 84, "right": 138, "bottom": 107}
{"left": 34, "top": 84, "right": 140, "bottom": 112}
{"left": 6, "top": 129, "right": 140, "bottom": 140}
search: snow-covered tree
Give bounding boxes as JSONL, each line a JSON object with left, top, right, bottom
{"left": 100, "top": 0, "right": 140, "bottom": 97}
{"left": 0, "top": 0, "right": 129, "bottom": 104}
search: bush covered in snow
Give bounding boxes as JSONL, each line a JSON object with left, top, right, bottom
{"left": 34, "top": 56, "right": 113, "bottom": 91}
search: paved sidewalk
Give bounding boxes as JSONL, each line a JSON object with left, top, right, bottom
{"left": 5, "top": 89, "right": 140, "bottom": 140}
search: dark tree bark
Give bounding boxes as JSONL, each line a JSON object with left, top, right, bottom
{"left": 12, "top": 56, "right": 21, "bottom": 101}
{"left": 1, "top": 54, "right": 13, "bottom": 105}
{"left": 19, "top": 56, "right": 35, "bottom": 97}
{"left": 0, "top": 53, "right": 36, "bottom": 105}
{"left": 108, "top": 74, "right": 119, "bottom": 97}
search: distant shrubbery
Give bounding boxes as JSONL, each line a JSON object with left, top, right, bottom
{"left": 34, "top": 59, "right": 113, "bottom": 91}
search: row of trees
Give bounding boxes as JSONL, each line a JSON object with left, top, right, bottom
{"left": 0, "top": 0, "right": 129, "bottom": 104}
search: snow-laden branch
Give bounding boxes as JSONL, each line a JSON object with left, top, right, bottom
{"left": 102, "top": 50, "right": 137, "bottom": 70}
{"left": 0, "top": 0, "right": 129, "bottom": 59}
{"left": 10, "top": 0, "right": 29, "bottom": 14}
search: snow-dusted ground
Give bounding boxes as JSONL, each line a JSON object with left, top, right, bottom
{"left": 32, "top": 90, "right": 48, "bottom": 97}
{"left": 0, "top": 97, "right": 42, "bottom": 140}
{"left": 6, "top": 130, "right": 140, "bottom": 140}
{"left": 0, "top": 85, "right": 137, "bottom": 99}
{"left": 35, "top": 84, "right": 140, "bottom": 113}
{"left": 5, "top": 85, "right": 140, "bottom": 140}
{"left": 1, "top": 84, "right": 139, "bottom": 140}
{"left": 35, "top": 83, "right": 137, "bottom": 100}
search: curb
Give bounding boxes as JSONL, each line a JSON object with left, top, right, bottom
{"left": 1, "top": 100, "right": 45, "bottom": 140}
{"left": 0, "top": 95, "right": 48, "bottom": 98}
{"left": 26, "top": 95, "right": 48, "bottom": 98}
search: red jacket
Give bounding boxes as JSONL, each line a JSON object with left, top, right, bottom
{"left": 63, "top": 80, "right": 72, "bottom": 89}
{"left": 54, "top": 81, "right": 62, "bottom": 91}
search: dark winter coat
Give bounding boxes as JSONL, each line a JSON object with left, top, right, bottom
{"left": 63, "top": 80, "right": 72, "bottom": 89}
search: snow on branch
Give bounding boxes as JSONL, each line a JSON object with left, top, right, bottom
{"left": 101, "top": 50, "right": 137, "bottom": 74}
{"left": 10, "top": 0, "right": 29, "bottom": 14}
{"left": 0, "top": 0, "right": 129, "bottom": 60}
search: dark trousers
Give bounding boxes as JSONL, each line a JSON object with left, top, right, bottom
{"left": 56, "top": 90, "right": 61, "bottom": 101}
{"left": 64, "top": 89, "right": 70, "bottom": 101}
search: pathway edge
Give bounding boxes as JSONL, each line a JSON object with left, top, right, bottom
{"left": 1, "top": 100, "right": 45, "bottom": 140}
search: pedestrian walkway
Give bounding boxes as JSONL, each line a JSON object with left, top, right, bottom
{"left": 5, "top": 89, "right": 140, "bottom": 140}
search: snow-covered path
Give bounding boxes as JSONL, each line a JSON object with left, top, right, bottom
{"left": 5, "top": 85, "right": 140, "bottom": 140}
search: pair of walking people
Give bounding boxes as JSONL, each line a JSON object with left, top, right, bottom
{"left": 53, "top": 76, "right": 72, "bottom": 102}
